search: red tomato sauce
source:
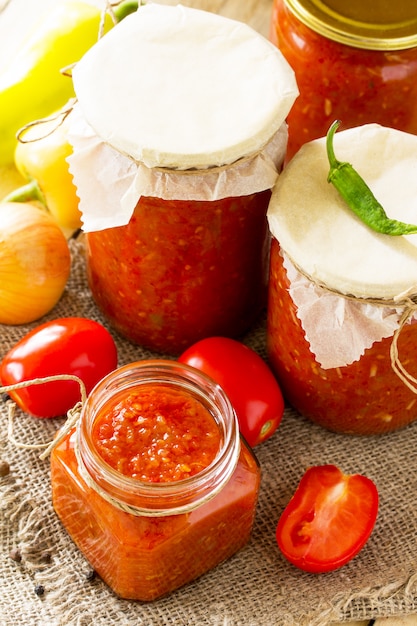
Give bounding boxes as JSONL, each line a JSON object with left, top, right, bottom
{"left": 91, "top": 385, "right": 220, "bottom": 482}
{"left": 270, "top": 0, "right": 417, "bottom": 160}
{"left": 50, "top": 384, "right": 260, "bottom": 600}
{"left": 267, "top": 240, "right": 417, "bottom": 435}
{"left": 86, "top": 191, "right": 270, "bottom": 355}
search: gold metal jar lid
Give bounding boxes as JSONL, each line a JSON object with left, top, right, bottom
{"left": 284, "top": 0, "right": 417, "bottom": 49}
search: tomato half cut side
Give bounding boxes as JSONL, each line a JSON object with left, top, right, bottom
{"left": 276, "top": 464, "right": 379, "bottom": 573}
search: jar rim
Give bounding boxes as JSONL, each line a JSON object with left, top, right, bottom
{"left": 77, "top": 359, "right": 241, "bottom": 516}
{"left": 284, "top": 0, "right": 417, "bottom": 50}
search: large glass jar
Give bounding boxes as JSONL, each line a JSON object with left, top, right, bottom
{"left": 68, "top": 4, "right": 298, "bottom": 354}
{"left": 267, "top": 242, "right": 417, "bottom": 435}
{"left": 266, "top": 124, "right": 417, "bottom": 435}
{"left": 50, "top": 360, "right": 261, "bottom": 601}
{"left": 270, "top": 0, "right": 417, "bottom": 160}
{"left": 85, "top": 192, "right": 271, "bottom": 353}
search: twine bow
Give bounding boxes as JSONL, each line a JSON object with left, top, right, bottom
{"left": 1, "top": 375, "right": 87, "bottom": 460}
{"left": 390, "top": 302, "right": 417, "bottom": 394}
{"left": 1, "top": 373, "right": 218, "bottom": 517}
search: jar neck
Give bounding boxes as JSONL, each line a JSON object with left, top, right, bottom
{"left": 77, "top": 360, "right": 241, "bottom": 517}
{"left": 283, "top": 0, "right": 417, "bottom": 50}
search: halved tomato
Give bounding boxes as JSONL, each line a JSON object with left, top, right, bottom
{"left": 276, "top": 464, "right": 379, "bottom": 573}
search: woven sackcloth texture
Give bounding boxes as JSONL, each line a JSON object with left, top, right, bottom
{"left": 1, "top": 237, "right": 417, "bottom": 626}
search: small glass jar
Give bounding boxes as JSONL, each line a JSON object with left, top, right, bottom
{"left": 50, "top": 360, "right": 260, "bottom": 601}
{"left": 67, "top": 4, "right": 298, "bottom": 355}
{"left": 270, "top": 0, "right": 417, "bottom": 160}
{"left": 266, "top": 124, "right": 417, "bottom": 435}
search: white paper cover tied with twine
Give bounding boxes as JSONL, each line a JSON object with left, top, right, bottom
{"left": 281, "top": 251, "right": 417, "bottom": 369}
{"left": 67, "top": 105, "right": 289, "bottom": 232}
{"left": 267, "top": 124, "right": 417, "bottom": 370}
{"left": 65, "top": 3, "right": 298, "bottom": 232}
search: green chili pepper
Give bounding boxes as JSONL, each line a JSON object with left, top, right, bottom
{"left": 326, "top": 120, "right": 417, "bottom": 236}
{"left": 0, "top": 0, "right": 139, "bottom": 166}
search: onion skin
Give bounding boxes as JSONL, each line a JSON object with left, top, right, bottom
{"left": 0, "top": 202, "right": 71, "bottom": 324}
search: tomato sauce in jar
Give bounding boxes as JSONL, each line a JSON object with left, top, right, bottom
{"left": 267, "top": 241, "right": 417, "bottom": 435}
{"left": 86, "top": 191, "right": 271, "bottom": 354}
{"left": 270, "top": 0, "right": 417, "bottom": 160}
{"left": 266, "top": 125, "right": 417, "bottom": 435}
{"left": 50, "top": 360, "right": 260, "bottom": 600}
{"left": 68, "top": 4, "right": 298, "bottom": 354}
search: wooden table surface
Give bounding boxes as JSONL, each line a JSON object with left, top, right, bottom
{"left": 0, "top": 2, "right": 416, "bottom": 625}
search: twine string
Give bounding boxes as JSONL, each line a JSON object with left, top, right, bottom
{"left": 2, "top": 372, "right": 224, "bottom": 518}
{"left": 1, "top": 375, "right": 87, "bottom": 459}
{"left": 16, "top": 98, "right": 77, "bottom": 143}
{"left": 14, "top": 100, "right": 266, "bottom": 175}
{"left": 389, "top": 304, "right": 417, "bottom": 394}
{"left": 13, "top": 0, "right": 128, "bottom": 144}
{"left": 286, "top": 252, "right": 417, "bottom": 394}
{"left": 12, "top": 0, "right": 270, "bottom": 173}
{"left": 38, "top": 401, "right": 84, "bottom": 461}
{"left": 288, "top": 252, "right": 417, "bottom": 309}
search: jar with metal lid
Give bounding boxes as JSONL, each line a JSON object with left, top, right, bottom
{"left": 50, "top": 359, "right": 261, "bottom": 601}
{"left": 270, "top": 0, "right": 417, "bottom": 160}
{"left": 266, "top": 124, "right": 417, "bottom": 435}
{"left": 67, "top": 3, "right": 298, "bottom": 354}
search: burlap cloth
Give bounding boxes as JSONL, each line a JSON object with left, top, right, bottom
{"left": 1, "top": 237, "right": 417, "bottom": 626}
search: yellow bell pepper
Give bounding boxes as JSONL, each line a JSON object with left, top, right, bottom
{"left": 0, "top": 0, "right": 139, "bottom": 166}
{"left": 4, "top": 107, "right": 82, "bottom": 233}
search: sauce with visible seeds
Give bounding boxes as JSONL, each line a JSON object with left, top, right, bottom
{"left": 86, "top": 192, "right": 270, "bottom": 354}
{"left": 92, "top": 385, "right": 220, "bottom": 482}
{"left": 270, "top": 0, "right": 417, "bottom": 161}
{"left": 267, "top": 239, "right": 417, "bottom": 435}
{"left": 50, "top": 362, "right": 261, "bottom": 601}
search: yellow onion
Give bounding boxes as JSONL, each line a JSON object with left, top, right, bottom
{"left": 0, "top": 202, "right": 71, "bottom": 324}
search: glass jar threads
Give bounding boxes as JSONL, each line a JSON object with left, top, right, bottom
{"left": 50, "top": 360, "right": 261, "bottom": 600}
{"left": 68, "top": 4, "right": 298, "bottom": 354}
{"left": 270, "top": 0, "right": 417, "bottom": 159}
{"left": 266, "top": 124, "right": 417, "bottom": 435}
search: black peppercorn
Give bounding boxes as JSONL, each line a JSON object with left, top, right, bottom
{"left": 34, "top": 584, "right": 45, "bottom": 597}
{"left": 85, "top": 568, "right": 96, "bottom": 582}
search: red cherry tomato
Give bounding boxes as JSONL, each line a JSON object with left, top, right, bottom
{"left": 276, "top": 465, "right": 379, "bottom": 573}
{"left": 0, "top": 317, "right": 118, "bottom": 418}
{"left": 178, "top": 336, "right": 284, "bottom": 447}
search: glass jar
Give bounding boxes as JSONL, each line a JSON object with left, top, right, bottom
{"left": 85, "top": 191, "right": 271, "bottom": 354}
{"left": 267, "top": 241, "right": 417, "bottom": 435}
{"left": 67, "top": 3, "right": 298, "bottom": 355}
{"left": 270, "top": 0, "right": 417, "bottom": 160}
{"left": 266, "top": 124, "right": 417, "bottom": 435}
{"left": 50, "top": 360, "right": 260, "bottom": 601}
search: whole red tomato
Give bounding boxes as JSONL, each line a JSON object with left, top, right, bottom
{"left": 276, "top": 464, "right": 379, "bottom": 573}
{"left": 0, "top": 317, "right": 118, "bottom": 418}
{"left": 178, "top": 336, "right": 284, "bottom": 447}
